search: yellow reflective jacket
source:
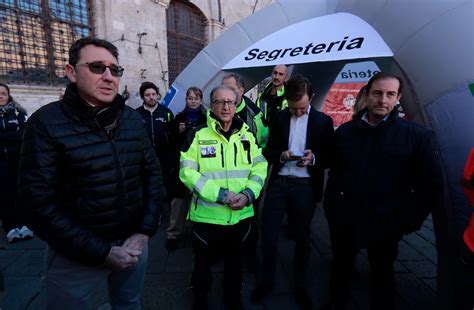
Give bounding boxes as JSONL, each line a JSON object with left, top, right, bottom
{"left": 179, "top": 112, "right": 268, "bottom": 225}
{"left": 236, "top": 96, "right": 268, "bottom": 149}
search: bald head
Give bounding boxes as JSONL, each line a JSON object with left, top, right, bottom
{"left": 271, "top": 65, "right": 288, "bottom": 89}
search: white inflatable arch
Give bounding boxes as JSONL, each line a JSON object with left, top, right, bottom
{"left": 163, "top": 1, "right": 474, "bottom": 307}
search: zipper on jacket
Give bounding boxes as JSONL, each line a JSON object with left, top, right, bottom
{"left": 221, "top": 143, "right": 224, "bottom": 168}
{"left": 234, "top": 143, "right": 237, "bottom": 167}
{"left": 110, "top": 139, "right": 126, "bottom": 196}
{"left": 149, "top": 112, "right": 156, "bottom": 148}
{"left": 165, "top": 112, "right": 172, "bottom": 144}
{"left": 1, "top": 114, "right": 11, "bottom": 159}
{"left": 1, "top": 115, "right": 6, "bottom": 159}
{"left": 247, "top": 148, "right": 252, "bottom": 164}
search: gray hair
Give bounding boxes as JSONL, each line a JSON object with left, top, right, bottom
{"left": 209, "top": 85, "right": 237, "bottom": 103}
{"left": 222, "top": 72, "right": 245, "bottom": 88}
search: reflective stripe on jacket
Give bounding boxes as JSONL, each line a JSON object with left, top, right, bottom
{"left": 179, "top": 111, "right": 268, "bottom": 225}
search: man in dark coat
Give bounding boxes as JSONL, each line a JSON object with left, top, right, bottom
{"left": 136, "top": 81, "right": 174, "bottom": 200}
{"left": 323, "top": 72, "right": 443, "bottom": 310}
{"left": 252, "top": 75, "right": 334, "bottom": 309}
{"left": 18, "top": 37, "right": 162, "bottom": 309}
{"left": 256, "top": 64, "right": 289, "bottom": 126}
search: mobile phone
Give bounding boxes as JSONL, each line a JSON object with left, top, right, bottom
{"left": 290, "top": 151, "right": 304, "bottom": 159}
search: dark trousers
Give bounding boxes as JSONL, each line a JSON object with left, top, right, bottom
{"left": 328, "top": 230, "right": 400, "bottom": 310}
{"left": 261, "top": 177, "right": 317, "bottom": 289}
{"left": 245, "top": 196, "right": 261, "bottom": 272}
{"left": 0, "top": 160, "right": 22, "bottom": 233}
{"left": 191, "top": 219, "right": 251, "bottom": 299}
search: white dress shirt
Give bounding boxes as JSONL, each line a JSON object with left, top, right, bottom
{"left": 279, "top": 106, "right": 312, "bottom": 178}
{"left": 361, "top": 111, "right": 389, "bottom": 126}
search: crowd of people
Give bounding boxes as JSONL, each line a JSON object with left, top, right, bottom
{"left": 0, "top": 37, "right": 453, "bottom": 310}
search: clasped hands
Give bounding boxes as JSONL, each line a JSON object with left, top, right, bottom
{"left": 223, "top": 191, "right": 249, "bottom": 210}
{"left": 281, "top": 149, "right": 314, "bottom": 167}
{"left": 105, "top": 233, "right": 149, "bottom": 271}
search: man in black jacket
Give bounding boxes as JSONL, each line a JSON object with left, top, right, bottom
{"left": 18, "top": 37, "right": 162, "bottom": 309}
{"left": 322, "top": 72, "right": 443, "bottom": 310}
{"left": 136, "top": 81, "right": 174, "bottom": 199}
{"left": 256, "top": 64, "right": 289, "bottom": 126}
{"left": 252, "top": 75, "right": 334, "bottom": 309}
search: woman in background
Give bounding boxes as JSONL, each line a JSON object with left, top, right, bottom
{"left": 166, "top": 87, "right": 207, "bottom": 250}
{"left": 0, "top": 83, "right": 34, "bottom": 242}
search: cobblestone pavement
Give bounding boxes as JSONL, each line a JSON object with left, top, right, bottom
{"left": 0, "top": 207, "right": 438, "bottom": 309}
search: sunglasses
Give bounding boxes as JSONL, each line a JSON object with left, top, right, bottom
{"left": 75, "top": 61, "right": 124, "bottom": 77}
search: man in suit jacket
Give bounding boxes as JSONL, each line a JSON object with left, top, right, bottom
{"left": 252, "top": 75, "right": 334, "bottom": 309}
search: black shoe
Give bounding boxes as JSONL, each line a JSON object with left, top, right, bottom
{"left": 251, "top": 285, "right": 270, "bottom": 304}
{"left": 166, "top": 238, "right": 178, "bottom": 251}
{"left": 224, "top": 294, "right": 242, "bottom": 310}
{"left": 320, "top": 299, "right": 346, "bottom": 310}
{"left": 461, "top": 242, "right": 474, "bottom": 266}
{"left": 193, "top": 293, "right": 208, "bottom": 310}
{"left": 294, "top": 288, "right": 312, "bottom": 310}
{"left": 245, "top": 253, "right": 258, "bottom": 273}
{"left": 320, "top": 303, "right": 331, "bottom": 310}
{"left": 320, "top": 302, "right": 334, "bottom": 310}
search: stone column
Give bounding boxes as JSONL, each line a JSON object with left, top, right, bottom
{"left": 92, "top": 0, "right": 170, "bottom": 107}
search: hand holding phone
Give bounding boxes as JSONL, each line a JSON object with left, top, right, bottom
{"left": 281, "top": 150, "right": 306, "bottom": 161}
{"left": 296, "top": 149, "right": 314, "bottom": 167}
{"left": 289, "top": 151, "right": 304, "bottom": 160}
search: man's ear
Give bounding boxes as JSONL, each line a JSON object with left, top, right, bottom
{"left": 238, "top": 86, "right": 245, "bottom": 97}
{"left": 65, "top": 64, "right": 77, "bottom": 83}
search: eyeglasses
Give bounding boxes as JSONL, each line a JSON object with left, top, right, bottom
{"left": 211, "top": 99, "right": 237, "bottom": 107}
{"left": 75, "top": 61, "right": 124, "bottom": 77}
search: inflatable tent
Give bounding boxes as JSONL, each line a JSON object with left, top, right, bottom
{"left": 163, "top": 1, "right": 474, "bottom": 307}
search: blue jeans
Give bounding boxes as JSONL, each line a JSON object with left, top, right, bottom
{"left": 45, "top": 244, "right": 148, "bottom": 310}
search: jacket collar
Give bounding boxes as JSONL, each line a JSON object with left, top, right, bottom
{"left": 177, "top": 105, "right": 206, "bottom": 118}
{"left": 236, "top": 98, "right": 246, "bottom": 113}
{"left": 61, "top": 83, "right": 125, "bottom": 131}
{"left": 207, "top": 110, "right": 248, "bottom": 137}
{"left": 142, "top": 102, "right": 159, "bottom": 113}
{"left": 354, "top": 107, "right": 399, "bottom": 130}
{"left": 264, "top": 82, "right": 286, "bottom": 97}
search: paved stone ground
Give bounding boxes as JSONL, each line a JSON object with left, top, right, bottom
{"left": 0, "top": 206, "right": 438, "bottom": 309}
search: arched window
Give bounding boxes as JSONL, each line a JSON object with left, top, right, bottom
{"left": 166, "top": 1, "right": 206, "bottom": 85}
{"left": 0, "top": 0, "right": 92, "bottom": 85}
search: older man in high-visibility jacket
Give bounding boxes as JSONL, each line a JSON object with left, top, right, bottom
{"left": 179, "top": 85, "right": 267, "bottom": 310}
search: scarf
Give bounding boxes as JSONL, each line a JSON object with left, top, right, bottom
{"left": 186, "top": 106, "right": 201, "bottom": 124}
{"left": 0, "top": 102, "right": 15, "bottom": 114}
{"left": 94, "top": 102, "right": 122, "bottom": 136}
